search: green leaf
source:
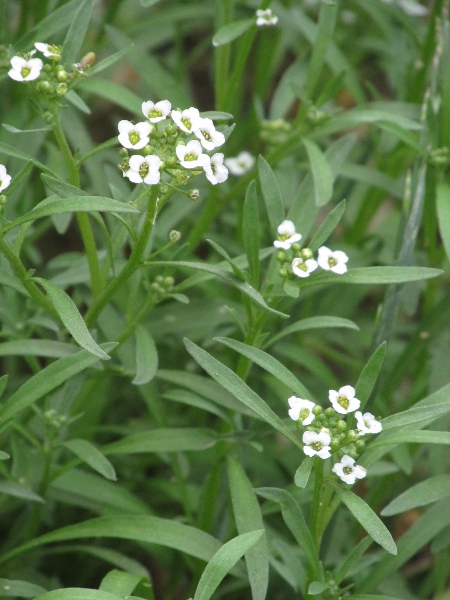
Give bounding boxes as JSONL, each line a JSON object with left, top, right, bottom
{"left": 0, "top": 375, "right": 8, "bottom": 400}
{"left": 0, "top": 481, "right": 44, "bottom": 503}
{"left": 334, "top": 537, "right": 373, "bottom": 585}
{"left": 6, "top": 196, "right": 138, "bottom": 231}
{"left": 436, "top": 181, "right": 450, "bottom": 263}
{"left": 41, "top": 174, "right": 89, "bottom": 198}
{"left": 103, "top": 428, "right": 218, "bottom": 455}
{"left": 258, "top": 156, "right": 285, "bottom": 232}
{"left": 377, "top": 121, "right": 424, "bottom": 154}
{"left": 78, "top": 78, "right": 143, "bottom": 115}
{"left": 381, "top": 475, "right": 450, "bottom": 517}
{"left": 305, "top": 0, "right": 338, "bottom": 98}
{"left": 303, "top": 138, "right": 334, "bottom": 206}
{"left": 34, "top": 590, "right": 123, "bottom": 600}
{"left": 88, "top": 46, "right": 134, "bottom": 76}
{"left": 294, "top": 457, "right": 314, "bottom": 488}
{"left": 333, "top": 486, "right": 396, "bottom": 555}
{"left": 2, "top": 124, "right": 52, "bottom": 135}
{"left": 0, "top": 580, "right": 47, "bottom": 598}
{"left": 99, "top": 570, "right": 144, "bottom": 597}
{"left": 66, "top": 90, "right": 91, "bottom": 114}
{"left": 61, "top": 0, "right": 94, "bottom": 65}
{"left": 0, "top": 451, "right": 9, "bottom": 460}
{"left": 1, "top": 160, "right": 33, "bottom": 197}
{"left": 15, "top": 0, "right": 78, "bottom": 50}
{"left": 308, "top": 582, "right": 329, "bottom": 595}
{"left": 227, "top": 458, "right": 268, "bottom": 600}
{"left": 381, "top": 403, "right": 450, "bottom": 430}
{"left": 184, "top": 339, "right": 300, "bottom": 446}
{"left": 215, "top": 337, "right": 313, "bottom": 400}
{"left": 0, "top": 340, "right": 76, "bottom": 359}
{"left": 243, "top": 181, "right": 260, "bottom": 289}
{"left": 351, "top": 596, "right": 404, "bottom": 600}
{"left": 0, "top": 347, "right": 113, "bottom": 425}
{"left": 163, "top": 389, "right": 230, "bottom": 422}
{"left": 206, "top": 239, "right": 246, "bottom": 281}
{"left": 301, "top": 266, "right": 442, "bottom": 288}
{"left": 256, "top": 487, "right": 323, "bottom": 581}
{"left": 355, "top": 342, "right": 386, "bottom": 411}
{"left": 194, "top": 531, "right": 264, "bottom": 600}
{"left": 150, "top": 261, "right": 287, "bottom": 318}
{"left": 200, "top": 111, "right": 234, "bottom": 121}
{"left": 212, "top": 19, "right": 254, "bottom": 46}
{"left": 309, "top": 200, "right": 346, "bottom": 252}
{"left": 368, "top": 430, "right": 450, "bottom": 448}
{"left": 0, "top": 142, "right": 58, "bottom": 178}
{"left": 53, "top": 546, "right": 148, "bottom": 578}
{"left": 133, "top": 326, "right": 158, "bottom": 385}
{"left": 0, "top": 516, "right": 222, "bottom": 567}
{"left": 63, "top": 439, "right": 116, "bottom": 481}
{"left": 32, "top": 278, "right": 110, "bottom": 360}
{"left": 266, "top": 316, "right": 359, "bottom": 349}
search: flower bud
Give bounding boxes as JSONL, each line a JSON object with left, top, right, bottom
{"left": 312, "top": 405, "right": 322, "bottom": 416}
{"left": 330, "top": 438, "right": 340, "bottom": 451}
{"left": 356, "top": 440, "right": 365, "bottom": 450}
{"left": 57, "top": 70, "right": 68, "bottom": 82}
{"left": 164, "top": 276, "right": 174, "bottom": 289}
{"left": 119, "top": 148, "right": 129, "bottom": 158}
{"left": 325, "top": 407, "right": 336, "bottom": 417}
{"left": 56, "top": 83, "right": 67, "bottom": 96}
{"left": 165, "top": 156, "right": 177, "bottom": 168}
{"left": 292, "top": 243, "right": 301, "bottom": 252}
{"left": 301, "top": 247, "right": 313, "bottom": 260}
{"left": 43, "top": 111, "right": 54, "bottom": 124}
{"left": 38, "top": 80, "right": 52, "bottom": 94}
{"left": 0, "top": 194, "right": 7, "bottom": 205}
{"left": 276, "top": 251, "right": 287, "bottom": 263}
{"left": 155, "top": 275, "right": 164, "bottom": 284}
{"left": 188, "top": 189, "right": 200, "bottom": 201}
{"left": 169, "top": 230, "right": 181, "bottom": 243}
{"left": 336, "top": 420, "right": 347, "bottom": 432}
{"left": 166, "top": 125, "right": 177, "bottom": 136}
{"left": 175, "top": 170, "right": 188, "bottom": 184}
{"left": 348, "top": 429, "right": 358, "bottom": 440}
{"left": 278, "top": 268, "right": 288, "bottom": 278}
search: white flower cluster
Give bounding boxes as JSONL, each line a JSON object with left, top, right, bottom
{"left": 274, "top": 220, "right": 348, "bottom": 281}
{"left": 119, "top": 100, "right": 230, "bottom": 187}
{"left": 8, "top": 43, "right": 62, "bottom": 82}
{"left": 288, "top": 385, "right": 382, "bottom": 485}
{"left": 0, "top": 165, "right": 12, "bottom": 193}
{"left": 224, "top": 151, "right": 255, "bottom": 176}
{"left": 255, "top": 8, "right": 278, "bottom": 26}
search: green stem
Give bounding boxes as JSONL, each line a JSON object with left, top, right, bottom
{"left": 214, "top": 0, "right": 233, "bottom": 110}
{"left": 310, "top": 458, "right": 325, "bottom": 549}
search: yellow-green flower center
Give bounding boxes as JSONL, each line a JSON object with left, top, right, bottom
{"left": 184, "top": 152, "right": 197, "bottom": 161}
{"left": 343, "top": 467, "right": 353, "bottom": 475}
{"left": 202, "top": 130, "right": 211, "bottom": 141}
{"left": 150, "top": 109, "right": 162, "bottom": 118}
{"left": 181, "top": 117, "right": 192, "bottom": 129}
{"left": 337, "top": 395, "right": 349, "bottom": 409}
{"left": 21, "top": 67, "right": 31, "bottom": 78}
{"left": 311, "top": 442, "right": 323, "bottom": 451}
{"left": 49, "top": 44, "right": 60, "bottom": 56}
{"left": 297, "top": 261, "right": 307, "bottom": 271}
{"left": 299, "top": 408, "right": 310, "bottom": 421}
{"left": 328, "top": 257, "right": 337, "bottom": 267}
{"left": 139, "top": 163, "right": 149, "bottom": 178}
{"left": 129, "top": 132, "right": 140, "bottom": 145}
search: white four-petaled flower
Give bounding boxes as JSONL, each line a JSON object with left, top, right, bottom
{"left": 329, "top": 385, "right": 360, "bottom": 414}
{"left": 273, "top": 220, "right": 302, "bottom": 249}
{"left": 8, "top": 55, "right": 43, "bottom": 82}
{"left": 118, "top": 120, "right": 152, "bottom": 150}
{"left": 171, "top": 107, "right": 201, "bottom": 133}
{"left": 125, "top": 155, "right": 161, "bottom": 185}
{"left": 302, "top": 429, "right": 331, "bottom": 459}
{"left": 142, "top": 100, "right": 171, "bottom": 123}
{"left": 288, "top": 397, "right": 315, "bottom": 425}
{"left": 224, "top": 151, "right": 255, "bottom": 175}
{"left": 199, "top": 153, "right": 229, "bottom": 185}
{"left": 355, "top": 411, "right": 382, "bottom": 435}
{"left": 0, "top": 164, "right": 12, "bottom": 193}
{"left": 292, "top": 256, "right": 318, "bottom": 278}
{"left": 193, "top": 117, "right": 225, "bottom": 151}
{"left": 317, "top": 246, "right": 348, "bottom": 274}
{"left": 256, "top": 8, "right": 279, "bottom": 26}
{"left": 176, "top": 140, "right": 204, "bottom": 168}
{"left": 34, "top": 42, "right": 61, "bottom": 58}
{"left": 332, "top": 455, "right": 367, "bottom": 484}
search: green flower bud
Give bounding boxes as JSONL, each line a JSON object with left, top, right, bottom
{"left": 278, "top": 268, "right": 288, "bottom": 278}
{"left": 312, "top": 405, "right": 322, "bottom": 416}
{"left": 166, "top": 125, "right": 177, "bottom": 135}
{"left": 0, "top": 194, "right": 7, "bottom": 206}
{"left": 276, "top": 251, "right": 287, "bottom": 263}
{"left": 155, "top": 275, "right": 164, "bottom": 284}
{"left": 164, "top": 276, "right": 174, "bottom": 289}
{"left": 56, "top": 82, "right": 67, "bottom": 96}
{"left": 330, "top": 438, "right": 340, "bottom": 451}
{"left": 43, "top": 111, "right": 54, "bottom": 124}
{"left": 348, "top": 430, "right": 358, "bottom": 441}
{"left": 57, "top": 70, "right": 68, "bottom": 82}
{"left": 336, "top": 420, "right": 347, "bottom": 432}
{"left": 356, "top": 440, "right": 365, "bottom": 450}
{"left": 325, "top": 407, "right": 336, "bottom": 417}
{"left": 169, "top": 230, "right": 181, "bottom": 243}
{"left": 119, "top": 148, "right": 129, "bottom": 158}
{"left": 188, "top": 189, "right": 200, "bottom": 201}
{"left": 301, "top": 247, "right": 313, "bottom": 260}
{"left": 291, "top": 243, "right": 301, "bottom": 252}
{"left": 38, "top": 80, "right": 52, "bottom": 94}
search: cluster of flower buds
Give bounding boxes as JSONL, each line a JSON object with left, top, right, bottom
{"left": 260, "top": 118, "right": 291, "bottom": 147}
{"left": 274, "top": 220, "right": 348, "bottom": 281}
{"left": 288, "top": 385, "right": 382, "bottom": 484}
{"left": 118, "top": 100, "right": 231, "bottom": 189}
{"left": 147, "top": 275, "right": 175, "bottom": 303}
{"left": 8, "top": 43, "right": 95, "bottom": 100}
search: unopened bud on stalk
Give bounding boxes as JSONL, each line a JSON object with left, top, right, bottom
{"left": 169, "top": 230, "right": 181, "bottom": 243}
{"left": 188, "top": 189, "right": 200, "bottom": 201}
{"left": 56, "top": 83, "right": 67, "bottom": 96}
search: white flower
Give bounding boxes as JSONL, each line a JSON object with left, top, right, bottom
{"left": 329, "top": 385, "right": 360, "bottom": 415}
{"left": 292, "top": 256, "right": 318, "bottom": 278}
{"left": 34, "top": 43, "right": 61, "bottom": 58}
{"left": 193, "top": 118, "right": 225, "bottom": 151}
{"left": 303, "top": 430, "right": 331, "bottom": 459}
{"left": 317, "top": 246, "right": 348, "bottom": 274}
{"left": 332, "top": 455, "right": 367, "bottom": 485}
{"left": 355, "top": 411, "right": 382, "bottom": 435}
{"left": 398, "top": 0, "right": 428, "bottom": 16}
{"left": 142, "top": 100, "right": 171, "bottom": 123}
{"left": 125, "top": 155, "right": 161, "bottom": 185}
{"left": 198, "top": 153, "right": 228, "bottom": 185}
{"left": 118, "top": 120, "right": 152, "bottom": 150}
{"left": 288, "top": 397, "right": 315, "bottom": 425}
{"left": 8, "top": 55, "right": 43, "bottom": 82}
{"left": 256, "top": 8, "right": 278, "bottom": 26}
{"left": 176, "top": 140, "right": 204, "bottom": 168}
{"left": 171, "top": 107, "right": 201, "bottom": 133}
{"left": 0, "top": 165, "right": 12, "bottom": 193}
{"left": 273, "top": 220, "right": 302, "bottom": 249}
{"left": 224, "top": 151, "right": 255, "bottom": 175}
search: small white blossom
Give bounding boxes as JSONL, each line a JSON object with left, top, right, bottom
{"left": 8, "top": 55, "right": 43, "bottom": 82}
{"left": 171, "top": 107, "right": 201, "bottom": 133}
{"left": 142, "top": 100, "right": 171, "bottom": 123}
{"left": 176, "top": 140, "right": 205, "bottom": 168}
{"left": 303, "top": 430, "right": 331, "bottom": 459}
{"left": 355, "top": 411, "right": 382, "bottom": 435}
{"left": 288, "top": 397, "right": 315, "bottom": 425}
{"left": 317, "top": 246, "right": 348, "bottom": 274}
{"left": 199, "top": 153, "right": 228, "bottom": 185}
{"left": 225, "top": 151, "right": 255, "bottom": 175}
{"left": 273, "top": 220, "right": 302, "bottom": 249}
{"left": 329, "top": 385, "right": 360, "bottom": 415}
{"left": 333, "top": 455, "right": 367, "bottom": 485}
{"left": 256, "top": 8, "right": 278, "bottom": 26}
{"left": 125, "top": 155, "right": 161, "bottom": 185}
{"left": 292, "top": 256, "right": 318, "bottom": 278}
{"left": 34, "top": 43, "right": 61, "bottom": 58}
{"left": 118, "top": 120, "right": 152, "bottom": 150}
{"left": 0, "top": 165, "right": 12, "bottom": 193}
{"left": 193, "top": 118, "right": 225, "bottom": 151}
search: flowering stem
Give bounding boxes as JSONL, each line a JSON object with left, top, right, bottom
{"left": 310, "top": 458, "right": 325, "bottom": 549}
{"left": 85, "top": 186, "right": 159, "bottom": 328}
{"left": 51, "top": 111, "right": 103, "bottom": 299}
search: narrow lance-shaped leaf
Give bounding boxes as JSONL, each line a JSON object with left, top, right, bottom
{"left": 266, "top": 315, "right": 359, "bottom": 349}
{"left": 381, "top": 475, "right": 450, "bottom": 516}
{"left": 63, "top": 439, "right": 116, "bottom": 481}
{"left": 103, "top": 428, "right": 219, "bottom": 455}
{"left": 243, "top": 180, "right": 260, "bottom": 289}
{"left": 300, "top": 266, "right": 442, "bottom": 288}
{"left": 99, "top": 570, "right": 144, "bottom": 597}
{"left": 133, "top": 326, "right": 158, "bottom": 385}
{"left": 32, "top": 278, "right": 110, "bottom": 360}
{"left": 303, "top": 138, "right": 334, "bottom": 206}
{"left": 436, "top": 181, "right": 450, "bottom": 263}
{"left": 309, "top": 199, "right": 346, "bottom": 252}
{"left": 35, "top": 590, "right": 124, "bottom": 600}
{"left": 193, "top": 531, "right": 264, "bottom": 600}
{"left": 0, "top": 579, "right": 47, "bottom": 599}
{"left": 1, "top": 160, "right": 33, "bottom": 197}
{"left": 355, "top": 342, "right": 386, "bottom": 411}
{"left": 61, "top": 0, "right": 94, "bottom": 65}
{"left": 294, "top": 457, "right": 314, "bottom": 489}
{"left": 212, "top": 19, "right": 254, "bottom": 46}
{"left": 258, "top": 155, "right": 285, "bottom": 232}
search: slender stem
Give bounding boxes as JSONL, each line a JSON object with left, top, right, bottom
{"left": 115, "top": 296, "right": 155, "bottom": 347}
{"left": 310, "top": 458, "right": 325, "bottom": 549}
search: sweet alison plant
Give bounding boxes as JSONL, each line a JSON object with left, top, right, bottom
{"left": 1, "top": 1, "right": 450, "bottom": 600}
